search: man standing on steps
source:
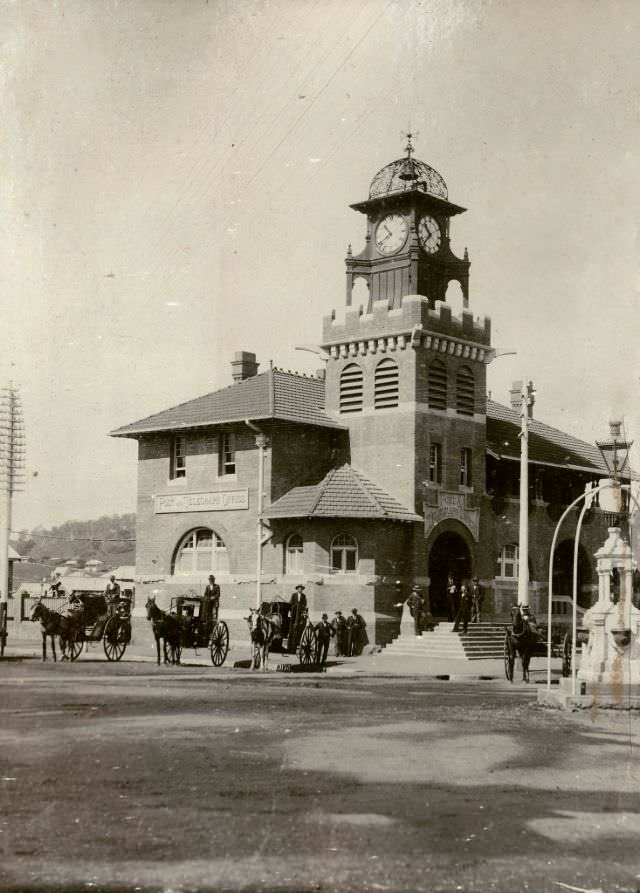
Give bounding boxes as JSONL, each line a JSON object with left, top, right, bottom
{"left": 406, "top": 586, "right": 426, "bottom": 637}
{"left": 452, "top": 583, "right": 472, "bottom": 634}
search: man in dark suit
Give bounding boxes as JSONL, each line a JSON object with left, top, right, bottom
{"left": 315, "top": 613, "right": 334, "bottom": 665}
{"left": 289, "top": 585, "right": 307, "bottom": 653}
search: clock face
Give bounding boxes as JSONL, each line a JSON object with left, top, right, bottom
{"left": 375, "top": 213, "right": 409, "bottom": 256}
{"left": 418, "top": 214, "right": 442, "bottom": 254}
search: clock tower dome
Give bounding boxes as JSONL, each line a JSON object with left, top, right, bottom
{"left": 345, "top": 135, "right": 470, "bottom": 310}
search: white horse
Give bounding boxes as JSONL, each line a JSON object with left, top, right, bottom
{"left": 246, "top": 609, "right": 281, "bottom": 672}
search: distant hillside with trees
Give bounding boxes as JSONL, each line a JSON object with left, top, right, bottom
{"left": 12, "top": 513, "right": 136, "bottom": 573}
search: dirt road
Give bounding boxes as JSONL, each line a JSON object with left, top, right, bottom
{"left": 0, "top": 661, "right": 638, "bottom": 892}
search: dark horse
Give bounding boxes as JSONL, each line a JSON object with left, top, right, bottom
{"left": 145, "top": 597, "right": 182, "bottom": 665}
{"left": 507, "top": 604, "right": 539, "bottom": 682}
{"left": 246, "top": 609, "right": 280, "bottom": 672}
{"left": 31, "top": 600, "right": 73, "bottom": 661}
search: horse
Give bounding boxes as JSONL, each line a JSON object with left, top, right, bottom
{"left": 30, "top": 600, "right": 72, "bottom": 662}
{"left": 246, "top": 609, "right": 280, "bottom": 671}
{"left": 507, "top": 604, "right": 539, "bottom": 682}
{"left": 145, "top": 597, "right": 183, "bottom": 665}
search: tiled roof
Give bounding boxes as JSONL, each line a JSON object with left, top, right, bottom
{"left": 487, "top": 400, "right": 609, "bottom": 474}
{"left": 264, "top": 464, "right": 422, "bottom": 523}
{"left": 111, "top": 369, "right": 344, "bottom": 437}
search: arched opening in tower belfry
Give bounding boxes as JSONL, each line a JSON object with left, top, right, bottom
{"left": 351, "top": 276, "right": 370, "bottom": 310}
{"left": 428, "top": 531, "right": 472, "bottom": 618}
{"left": 445, "top": 279, "right": 465, "bottom": 315}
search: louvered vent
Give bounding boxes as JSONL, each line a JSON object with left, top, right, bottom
{"left": 339, "top": 364, "right": 364, "bottom": 413}
{"left": 374, "top": 358, "right": 399, "bottom": 409}
{"left": 456, "top": 366, "right": 475, "bottom": 415}
{"left": 428, "top": 361, "right": 447, "bottom": 410}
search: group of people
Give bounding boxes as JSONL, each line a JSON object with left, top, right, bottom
{"left": 447, "top": 575, "right": 483, "bottom": 634}
{"left": 403, "top": 576, "right": 484, "bottom": 636}
{"left": 288, "top": 584, "right": 368, "bottom": 665}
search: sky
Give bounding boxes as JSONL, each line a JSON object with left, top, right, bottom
{"left": 2, "top": 0, "right": 639, "bottom": 532}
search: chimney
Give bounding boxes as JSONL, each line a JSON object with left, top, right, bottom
{"left": 231, "top": 351, "right": 259, "bottom": 383}
{"left": 509, "top": 380, "right": 535, "bottom": 418}
{"left": 509, "top": 381, "right": 523, "bottom": 413}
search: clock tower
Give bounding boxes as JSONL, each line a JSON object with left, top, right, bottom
{"left": 345, "top": 135, "right": 470, "bottom": 310}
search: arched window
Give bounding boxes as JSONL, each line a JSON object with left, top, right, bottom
{"left": 428, "top": 360, "right": 447, "bottom": 410}
{"left": 374, "top": 358, "right": 399, "bottom": 409}
{"left": 339, "top": 364, "right": 364, "bottom": 414}
{"left": 496, "top": 543, "right": 519, "bottom": 579}
{"left": 285, "top": 533, "right": 304, "bottom": 575}
{"left": 173, "top": 528, "right": 229, "bottom": 575}
{"left": 456, "top": 366, "right": 475, "bottom": 415}
{"left": 331, "top": 533, "right": 358, "bottom": 574}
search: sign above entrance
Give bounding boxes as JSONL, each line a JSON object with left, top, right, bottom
{"left": 423, "top": 489, "right": 479, "bottom": 541}
{"left": 155, "top": 489, "right": 249, "bottom": 514}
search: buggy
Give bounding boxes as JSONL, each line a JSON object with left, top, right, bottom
{"left": 504, "top": 610, "right": 589, "bottom": 681}
{"left": 65, "top": 590, "right": 132, "bottom": 662}
{"left": 171, "top": 593, "right": 229, "bottom": 666}
{"left": 258, "top": 600, "right": 318, "bottom": 664}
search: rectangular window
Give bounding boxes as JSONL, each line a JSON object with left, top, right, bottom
{"left": 429, "top": 443, "right": 442, "bottom": 484}
{"left": 219, "top": 432, "right": 236, "bottom": 476}
{"left": 497, "top": 544, "right": 519, "bottom": 579}
{"left": 171, "top": 436, "right": 187, "bottom": 479}
{"left": 460, "top": 448, "right": 472, "bottom": 487}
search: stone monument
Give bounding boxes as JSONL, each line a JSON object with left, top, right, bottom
{"left": 578, "top": 526, "right": 640, "bottom": 687}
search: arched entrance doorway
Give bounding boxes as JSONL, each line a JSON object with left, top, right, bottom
{"left": 428, "top": 530, "right": 472, "bottom": 618}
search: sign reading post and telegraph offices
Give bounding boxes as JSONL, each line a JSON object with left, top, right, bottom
{"left": 154, "top": 489, "right": 249, "bottom": 514}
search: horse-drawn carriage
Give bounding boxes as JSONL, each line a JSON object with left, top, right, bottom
{"left": 171, "top": 593, "right": 229, "bottom": 665}
{"left": 66, "top": 590, "right": 132, "bottom": 661}
{"left": 30, "top": 590, "right": 132, "bottom": 662}
{"left": 145, "top": 592, "right": 229, "bottom": 666}
{"left": 247, "top": 600, "right": 318, "bottom": 670}
{"left": 503, "top": 604, "right": 588, "bottom": 682}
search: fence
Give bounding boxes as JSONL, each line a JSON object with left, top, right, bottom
{"left": 20, "top": 594, "right": 70, "bottom": 621}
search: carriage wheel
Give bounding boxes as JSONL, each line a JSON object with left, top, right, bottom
{"left": 504, "top": 631, "right": 515, "bottom": 682}
{"left": 561, "top": 632, "right": 572, "bottom": 678}
{"left": 298, "top": 625, "right": 317, "bottom": 665}
{"left": 68, "top": 631, "right": 84, "bottom": 661}
{"left": 210, "top": 621, "right": 229, "bottom": 667}
{"left": 103, "top": 618, "right": 127, "bottom": 662}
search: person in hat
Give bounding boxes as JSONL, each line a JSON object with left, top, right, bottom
{"left": 406, "top": 585, "right": 426, "bottom": 637}
{"left": 288, "top": 584, "right": 307, "bottom": 653}
{"left": 104, "top": 574, "right": 121, "bottom": 603}
{"left": 453, "top": 583, "right": 472, "bottom": 634}
{"left": 314, "top": 612, "right": 334, "bottom": 665}
{"left": 331, "top": 610, "right": 348, "bottom": 657}
{"left": 202, "top": 574, "right": 221, "bottom": 625}
{"left": 347, "top": 607, "right": 368, "bottom": 656}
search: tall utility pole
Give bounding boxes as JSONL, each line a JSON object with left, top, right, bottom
{"left": 517, "top": 381, "right": 535, "bottom": 607}
{"left": 0, "top": 384, "right": 26, "bottom": 655}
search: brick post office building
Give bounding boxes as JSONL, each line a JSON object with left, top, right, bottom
{"left": 112, "top": 144, "right": 624, "bottom": 642}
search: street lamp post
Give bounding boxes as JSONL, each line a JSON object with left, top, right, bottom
{"left": 517, "top": 381, "right": 535, "bottom": 607}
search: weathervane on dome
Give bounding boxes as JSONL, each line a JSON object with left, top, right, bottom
{"left": 399, "top": 126, "right": 420, "bottom": 184}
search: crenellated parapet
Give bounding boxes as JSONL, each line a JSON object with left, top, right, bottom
{"left": 321, "top": 295, "right": 491, "bottom": 362}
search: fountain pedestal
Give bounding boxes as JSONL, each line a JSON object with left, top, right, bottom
{"left": 578, "top": 527, "right": 640, "bottom": 687}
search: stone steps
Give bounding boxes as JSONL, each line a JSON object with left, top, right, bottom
{"left": 381, "top": 621, "right": 507, "bottom": 661}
